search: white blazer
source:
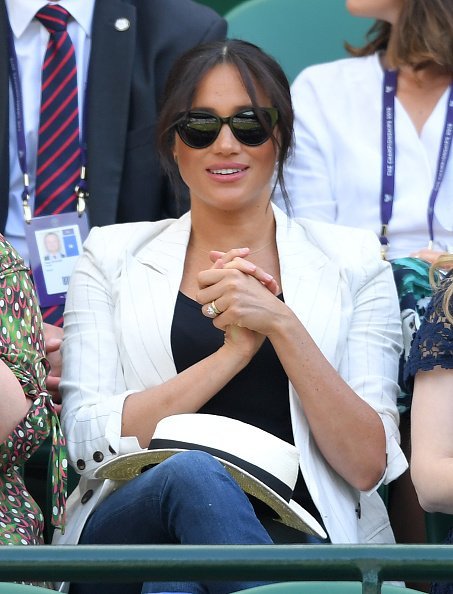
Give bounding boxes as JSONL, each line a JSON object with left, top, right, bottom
{"left": 54, "top": 205, "right": 407, "bottom": 550}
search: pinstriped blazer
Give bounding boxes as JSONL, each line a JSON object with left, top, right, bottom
{"left": 55, "top": 204, "right": 407, "bottom": 550}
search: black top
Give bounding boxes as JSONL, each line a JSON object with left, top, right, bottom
{"left": 170, "top": 291, "right": 322, "bottom": 524}
{"left": 405, "top": 272, "right": 453, "bottom": 387}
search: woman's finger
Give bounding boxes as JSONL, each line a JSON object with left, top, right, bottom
{"left": 209, "top": 248, "right": 250, "bottom": 266}
{"left": 222, "top": 259, "right": 280, "bottom": 296}
{"left": 205, "top": 250, "right": 279, "bottom": 294}
{"left": 202, "top": 299, "right": 223, "bottom": 319}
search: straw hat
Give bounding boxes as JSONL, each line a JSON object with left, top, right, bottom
{"left": 94, "top": 413, "right": 327, "bottom": 539}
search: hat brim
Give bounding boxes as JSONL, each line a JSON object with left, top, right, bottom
{"left": 94, "top": 448, "right": 327, "bottom": 539}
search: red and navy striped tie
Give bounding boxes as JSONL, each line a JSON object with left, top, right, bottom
{"left": 35, "top": 4, "right": 80, "bottom": 326}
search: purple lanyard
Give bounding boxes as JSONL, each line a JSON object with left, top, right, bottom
{"left": 7, "top": 21, "right": 89, "bottom": 222}
{"left": 380, "top": 68, "right": 453, "bottom": 255}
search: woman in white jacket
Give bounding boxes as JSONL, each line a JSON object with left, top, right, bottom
{"left": 56, "top": 39, "right": 406, "bottom": 594}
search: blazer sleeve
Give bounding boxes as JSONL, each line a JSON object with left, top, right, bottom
{"left": 337, "top": 230, "right": 407, "bottom": 488}
{"left": 60, "top": 225, "right": 143, "bottom": 478}
{"left": 298, "top": 219, "right": 407, "bottom": 489}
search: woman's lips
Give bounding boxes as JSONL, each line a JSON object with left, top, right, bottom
{"left": 206, "top": 164, "right": 249, "bottom": 181}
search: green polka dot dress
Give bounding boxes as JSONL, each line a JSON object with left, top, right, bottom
{"left": 0, "top": 235, "right": 67, "bottom": 548}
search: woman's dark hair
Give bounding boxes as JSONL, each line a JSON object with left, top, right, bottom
{"left": 157, "top": 39, "right": 294, "bottom": 213}
{"left": 346, "top": 0, "right": 453, "bottom": 71}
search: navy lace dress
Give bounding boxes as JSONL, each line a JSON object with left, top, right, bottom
{"left": 405, "top": 273, "right": 453, "bottom": 594}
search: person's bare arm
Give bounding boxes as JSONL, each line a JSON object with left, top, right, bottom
{"left": 122, "top": 331, "right": 263, "bottom": 448}
{"left": 411, "top": 367, "right": 453, "bottom": 513}
{"left": 0, "top": 359, "right": 31, "bottom": 442}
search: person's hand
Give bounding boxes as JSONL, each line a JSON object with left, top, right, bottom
{"left": 43, "top": 322, "right": 63, "bottom": 412}
{"left": 410, "top": 248, "right": 449, "bottom": 265}
{"left": 209, "top": 248, "right": 280, "bottom": 295}
{"left": 197, "top": 248, "right": 278, "bottom": 361}
{"left": 197, "top": 256, "right": 287, "bottom": 339}
{"left": 221, "top": 319, "right": 266, "bottom": 362}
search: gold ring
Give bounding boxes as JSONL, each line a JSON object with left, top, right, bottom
{"left": 206, "top": 300, "right": 221, "bottom": 318}
{"left": 211, "top": 300, "right": 221, "bottom": 315}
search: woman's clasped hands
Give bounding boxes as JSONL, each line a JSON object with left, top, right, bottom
{"left": 197, "top": 247, "right": 285, "bottom": 358}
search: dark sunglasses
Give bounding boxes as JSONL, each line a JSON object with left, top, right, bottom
{"left": 175, "top": 107, "right": 279, "bottom": 149}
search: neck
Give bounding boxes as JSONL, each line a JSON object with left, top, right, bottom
{"left": 189, "top": 203, "right": 276, "bottom": 255}
{"left": 381, "top": 50, "right": 453, "bottom": 136}
{"left": 382, "top": 48, "right": 452, "bottom": 85}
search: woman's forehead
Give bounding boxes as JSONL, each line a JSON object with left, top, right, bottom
{"left": 191, "top": 63, "right": 269, "bottom": 109}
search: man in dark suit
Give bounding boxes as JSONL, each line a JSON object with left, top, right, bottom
{"left": 1, "top": 0, "right": 226, "bottom": 249}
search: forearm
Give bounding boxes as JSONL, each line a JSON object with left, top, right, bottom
{"left": 62, "top": 339, "right": 252, "bottom": 472}
{"left": 268, "top": 311, "right": 386, "bottom": 491}
{"left": 122, "top": 344, "right": 250, "bottom": 447}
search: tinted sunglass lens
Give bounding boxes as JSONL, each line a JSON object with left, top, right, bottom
{"left": 176, "top": 108, "right": 277, "bottom": 148}
{"left": 232, "top": 110, "right": 269, "bottom": 145}
{"left": 178, "top": 114, "right": 220, "bottom": 148}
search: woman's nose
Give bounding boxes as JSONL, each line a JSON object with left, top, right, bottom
{"left": 212, "top": 122, "right": 241, "bottom": 153}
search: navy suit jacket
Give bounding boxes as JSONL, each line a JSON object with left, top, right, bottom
{"left": 0, "top": 0, "right": 226, "bottom": 231}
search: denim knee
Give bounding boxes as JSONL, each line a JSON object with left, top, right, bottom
{"left": 164, "top": 450, "right": 224, "bottom": 475}
{"left": 153, "top": 449, "right": 254, "bottom": 512}
{"left": 157, "top": 450, "right": 232, "bottom": 492}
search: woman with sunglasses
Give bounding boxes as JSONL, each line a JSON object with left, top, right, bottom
{"left": 54, "top": 39, "right": 407, "bottom": 594}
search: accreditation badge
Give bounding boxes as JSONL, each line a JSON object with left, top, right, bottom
{"left": 25, "top": 211, "right": 89, "bottom": 307}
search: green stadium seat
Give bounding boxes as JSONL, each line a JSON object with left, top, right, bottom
{"left": 0, "top": 584, "right": 54, "bottom": 593}
{"left": 226, "top": 0, "right": 373, "bottom": 82}
{"left": 231, "top": 581, "right": 425, "bottom": 594}
{"left": 196, "top": 0, "right": 244, "bottom": 15}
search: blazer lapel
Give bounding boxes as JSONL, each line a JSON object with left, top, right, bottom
{"left": 120, "top": 215, "right": 192, "bottom": 387}
{"left": 0, "top": 4, "right": 10, "bottom": 232}
{"left": 87, "top": 0, "right": 136, "bottom": 227}
{"left": 274, "top": 205, "right": 342, "bottom": 362}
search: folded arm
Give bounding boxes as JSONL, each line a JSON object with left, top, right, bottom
{"left": 197, "top": 247, "right": 404, "bottom": 492}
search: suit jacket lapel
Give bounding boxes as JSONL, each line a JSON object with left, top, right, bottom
{"left": 274, "top": 206, "right": 342, "bottom": 362}
{"left": 121, "top": 214, "right": 192, "bottom": 387}
{"left": 0, "top": 4, "right": 10, "bottom": 232}
{"left": 87, "top": 0, "right": 136, "bottom": 227}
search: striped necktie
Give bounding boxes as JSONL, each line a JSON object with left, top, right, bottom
{"left": 35, "top": 4, "right": 81, "bottom": 217}
{"left": 35, "top": 4, "right": 81, "bottom": 327}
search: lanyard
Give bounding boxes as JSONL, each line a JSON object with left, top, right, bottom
{"left": 7, "top": 21, "right": 89, "bottom": 223}
{"left": 380, "top": 68, "right": 453, "bottom": 257}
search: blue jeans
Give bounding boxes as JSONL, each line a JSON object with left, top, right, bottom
{"left": 69, "top": 451, "right": 273, "bottom": 594}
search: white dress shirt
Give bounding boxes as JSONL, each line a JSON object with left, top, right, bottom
{"left": 273, "top": 53, "right": 453, "bottom": 261}
{"left": 5, "top": 0, "right": 95, "bottom": 261}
